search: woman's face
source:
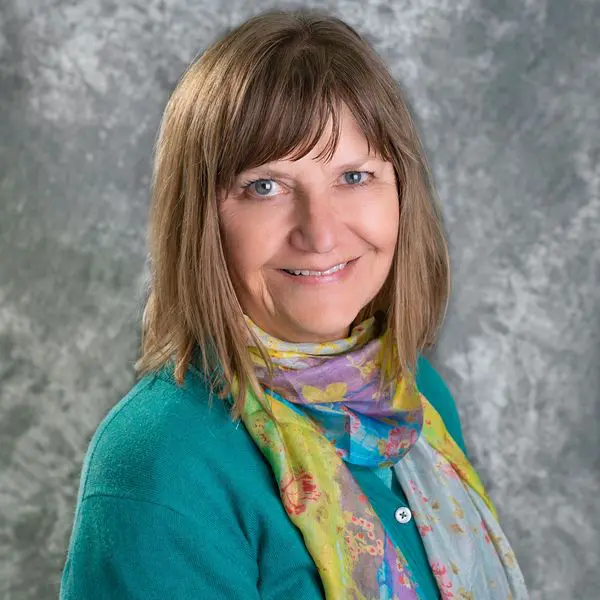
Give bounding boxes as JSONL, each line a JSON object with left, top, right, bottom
{"left": 219, "top": 105, "right": 400, "bottom": 343}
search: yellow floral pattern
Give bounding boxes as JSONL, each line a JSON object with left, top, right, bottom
{"left": 239, "top": 316, "right": 528, "bottom": 599}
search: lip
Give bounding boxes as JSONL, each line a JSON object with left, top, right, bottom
{"left": 278, "top": 257, "right": 359, "bottom": 285}
{"left": 282, "top": 258, "right": 358, "bottom": 273}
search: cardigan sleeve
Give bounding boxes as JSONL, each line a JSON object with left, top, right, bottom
{"left": 415, "top": 355, "right": 469, "bottom": 457}
{"left": 59, "top": 494, "right": 261, "bottom": 600}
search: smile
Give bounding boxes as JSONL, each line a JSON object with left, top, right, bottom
{"left": 282, "top": 261, "right": 351, "bottom": 277}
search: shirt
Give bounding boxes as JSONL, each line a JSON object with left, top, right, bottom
{"left": 60, "top": 355, "right": 467, "bottom": 599}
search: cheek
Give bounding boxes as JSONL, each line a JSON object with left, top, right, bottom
{"left": 219, "top": 205, "right": 283, "bottom": 281}
{"left": 357, "top": 191, "right": 399, "bottom": 252}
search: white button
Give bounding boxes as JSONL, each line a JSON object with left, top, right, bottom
{"left": 394, "top": 506, "right": 412, "bottom": 524}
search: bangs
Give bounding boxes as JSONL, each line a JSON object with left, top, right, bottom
{"left": 213, "top": 34, "right": 393, "bottom": 191}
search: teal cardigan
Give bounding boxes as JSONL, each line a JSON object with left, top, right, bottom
{"left": 60, "top": 356, "right": 467, "bottom": 599}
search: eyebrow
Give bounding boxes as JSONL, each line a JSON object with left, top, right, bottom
{"left": 239, "top": 154, "right": 379, "bottom": 179}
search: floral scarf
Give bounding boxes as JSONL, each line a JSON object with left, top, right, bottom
{"left": 238, "top": 315, "right": 528, "bottom": 599}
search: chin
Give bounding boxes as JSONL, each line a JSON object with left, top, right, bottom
{"left": 288, "top": 308, "right": 361, "bottom": 342}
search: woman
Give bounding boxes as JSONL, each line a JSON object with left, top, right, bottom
{"left": 61, "top": 9, "right": 528, "bottom": 599}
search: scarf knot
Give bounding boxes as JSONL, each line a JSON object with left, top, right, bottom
{"left": 246, "top": 315, "right": 423, "bottom": 468}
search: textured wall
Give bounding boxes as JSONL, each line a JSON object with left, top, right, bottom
{"left": 1, "top": 1, "right": 598, "bottom": 598}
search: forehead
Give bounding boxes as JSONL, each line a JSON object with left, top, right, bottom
{"left": 241, "top": 105, "right": 379, "bottom": 174}
{"left": 305, "top": 106, "right": 370, "bottom": 161}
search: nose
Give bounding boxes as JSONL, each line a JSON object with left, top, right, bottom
{"left": 288, "top": 188, "right": 340, "bottom": 254}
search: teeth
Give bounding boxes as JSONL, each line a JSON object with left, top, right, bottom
{"left": 287, "top": 262, "right": 348, "bottom": 277}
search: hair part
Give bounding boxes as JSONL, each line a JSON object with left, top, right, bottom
{"left": 134, "top": 8, "right": 451, "bottom": 420}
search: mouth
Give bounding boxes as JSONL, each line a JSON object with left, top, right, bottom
{"left": 280, "top": 258, "right": 358, "bottom": 277}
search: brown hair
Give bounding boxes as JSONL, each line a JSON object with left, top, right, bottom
{"left": 134, "top": 8, "right": 450, "bottom": 419}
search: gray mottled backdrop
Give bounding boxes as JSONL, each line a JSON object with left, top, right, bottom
{"left": 1, "top": 0, "right": 598, "bottom": 598}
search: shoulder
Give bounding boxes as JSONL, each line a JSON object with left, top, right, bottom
{"left": 415, "top": 354, "right": 468, "bottom": 456}
{"left": 64, "top": 368, "right": 323, "bottom": 599}
{"left": 78, "top": 363, "right": 272, "bottom": 514}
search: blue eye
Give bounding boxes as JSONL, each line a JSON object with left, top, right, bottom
{"left": 252, "top": 180, "right": 274, "bottom": 195}
{"left": 343, "top": 171, "right": 373, "bottom": 186}
{"left": 243, "top": 178, "right": 278, "bottom": 197}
